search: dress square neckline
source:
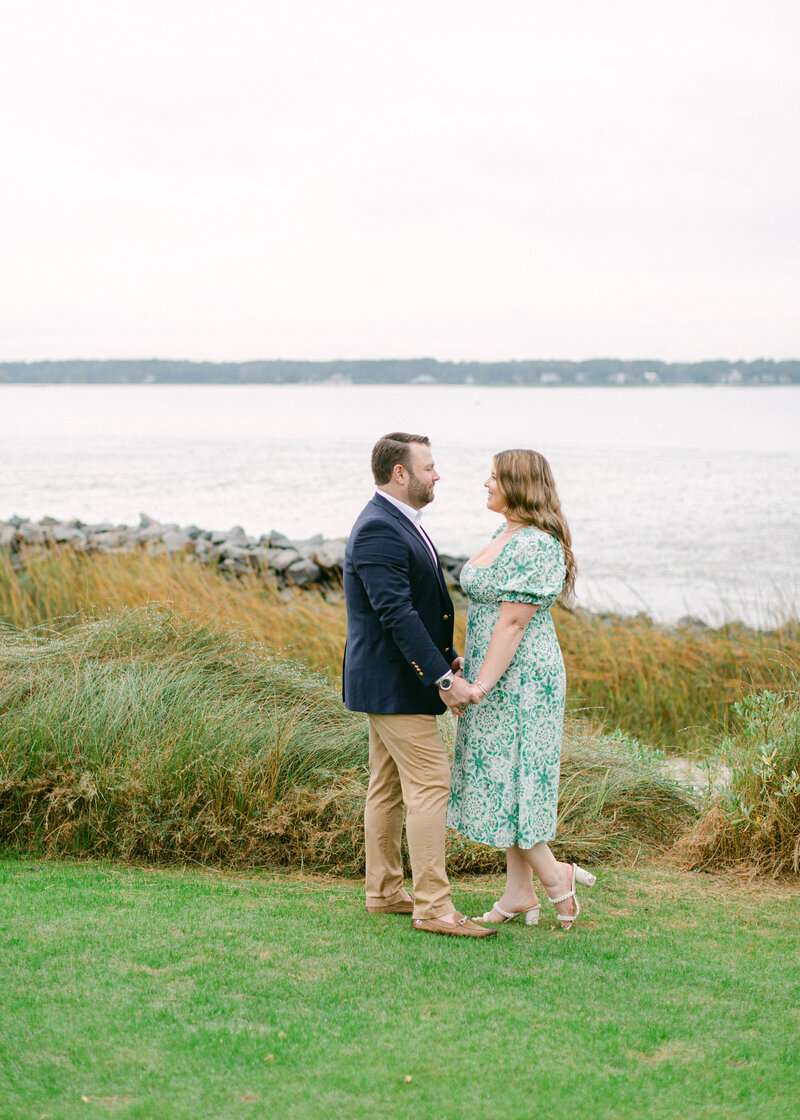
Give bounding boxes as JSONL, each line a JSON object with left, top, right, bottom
{"left": 464, "top": 524, "right": 536, "bottom": 571}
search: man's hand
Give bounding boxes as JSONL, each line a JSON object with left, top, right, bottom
{"left": 451, "top": 656, "right": 464, "bottom": 675}
{"left": 439, "top": 673, "right": 478, "bottom": 717}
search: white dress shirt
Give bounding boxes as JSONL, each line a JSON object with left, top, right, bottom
{"left": 376, "top": 490, "right": 439, "bottom": 564}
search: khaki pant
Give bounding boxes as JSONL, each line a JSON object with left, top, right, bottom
{"left": 365, "top": 713, "right": 453, "bottom": 920}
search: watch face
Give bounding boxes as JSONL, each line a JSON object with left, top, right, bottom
{"left": 439, "top": 677, "right": 453, "bottom": 689}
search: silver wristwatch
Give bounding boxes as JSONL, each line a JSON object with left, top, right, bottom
{"left": 436, "top": 671, "right": 455, "bottom": 690}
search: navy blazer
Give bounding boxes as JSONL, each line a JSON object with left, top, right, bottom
{"left": 342, "top": 493, "right": 458, "bottom": 715}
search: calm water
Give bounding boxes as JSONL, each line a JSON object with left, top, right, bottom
{"left": 3, "top": 384, "right": 799, "bottom": 626}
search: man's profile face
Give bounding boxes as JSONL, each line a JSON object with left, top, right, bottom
{"left": 405, "top": 442, "right": 440, "bottom": 508}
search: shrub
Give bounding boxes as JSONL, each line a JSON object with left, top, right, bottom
{"left": 675, "top": 691, "right": 800, "bottom": 876}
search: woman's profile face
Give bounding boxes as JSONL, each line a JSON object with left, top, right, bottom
{"left": 484, "top": 464, "right": 505, "bottom": 514}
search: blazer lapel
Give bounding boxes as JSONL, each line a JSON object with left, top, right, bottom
{"left": 372, "top": 494, "right": 447, "bottom": 588}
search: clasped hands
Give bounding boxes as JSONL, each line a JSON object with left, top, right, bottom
{"left": 438, "top": 657, "right": 485, "bottom": 717}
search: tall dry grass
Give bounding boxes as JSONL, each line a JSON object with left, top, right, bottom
{"left": 1, "top": 548, "right": 798, "bottom": 750}
{"left": 0, "top": 606, "right": 697, "bottom": 870}
{"left": 0, "top": 547, "right": 349, "bottom": 669}
{"left": 553, "top": 605, "right": 800, "bottom": 751}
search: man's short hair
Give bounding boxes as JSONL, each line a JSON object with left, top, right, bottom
{"left": 371, "top": 432, "right": 430, "bottom": 485}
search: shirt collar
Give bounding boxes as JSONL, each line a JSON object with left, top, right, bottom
{"left": 376, "top": 489, "right": 423, "bottom": 526}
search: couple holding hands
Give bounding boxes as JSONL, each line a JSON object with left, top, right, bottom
{"left": 343, "top": 432, "right": 595, "bottom": 939}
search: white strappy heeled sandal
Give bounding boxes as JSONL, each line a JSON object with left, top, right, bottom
{"left": 547, "top": 864, "right": 596, "bottom": 930}
{"left": 473, "top": 901, "right": 542, "bottom": 926}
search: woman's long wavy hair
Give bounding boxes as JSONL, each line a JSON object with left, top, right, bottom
{"left": 494, "top": 449, "right": 576, "bottom": 607}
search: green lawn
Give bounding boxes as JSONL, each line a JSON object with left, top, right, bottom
{"left": 1, "top": 857, "right": 797, "bottom": 1120}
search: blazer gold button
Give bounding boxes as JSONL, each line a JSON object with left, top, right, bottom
{"left": 443, "top": 614, "right": 450, "bottom": 620}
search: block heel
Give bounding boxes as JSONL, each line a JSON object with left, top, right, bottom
{"left": 473, "top": 901, "right": 541, "bottom": 927}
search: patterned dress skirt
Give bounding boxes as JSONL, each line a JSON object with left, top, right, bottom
{"left": 446, "top": 527, "right": 567, "bottom": 848}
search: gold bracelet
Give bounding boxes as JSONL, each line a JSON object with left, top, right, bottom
{"left": 475, "top": 680, "right": 489, "bottom": 696}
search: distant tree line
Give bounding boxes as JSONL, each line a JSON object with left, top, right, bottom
{"left": 0, "top": 358, "right": 797, "bottom": 385}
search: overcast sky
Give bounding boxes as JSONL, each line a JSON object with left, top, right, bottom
{"left": 2, "top": 0, "right": 798, "bottom": 363}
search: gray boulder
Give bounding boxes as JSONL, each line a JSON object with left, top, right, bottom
{"left": 270, "top": 548, "right": 302, "bottom": 573}
{"left": 50, "top": 524, "right": 87, "bottom": 545}
{"left": 311, "top": 539, "right": 347, "bottom": 570}
{"left": 134, "top": 527, "right": 165, "bottom": 543}
{"left": 677, "top": 616, "right": 710, "bottom": 633}
{"left": 285, "top": 557, "right": 322, "bottom": 586}
{"left": 249, "top": 546, "right": 282, "bottom": 568}
{"left": 162, "top": 530, "right": 192, "bottom": 553}
{"left": 225, "top": 525, "right": 249, "bottom": 546}
{"left": 290, "top": 533, "right": 325, "bottom": 552}
{"left": 217, "top": 542, "right": 255, "bottom": 565}
{"left": 89, "top": 531, "right": 126, "bottom": 548}
{"left": 220, "top": 557, "right": 251, "bottom": 575}
{"left": 17, "top": 523, "right": 45, "bottom": 545}
{"left": 439, "top": 555, "right": 465, "bottom": 580}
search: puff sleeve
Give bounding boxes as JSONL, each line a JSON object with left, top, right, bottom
{"left": 498, "top": 531, "right": 566, "bottom": 606}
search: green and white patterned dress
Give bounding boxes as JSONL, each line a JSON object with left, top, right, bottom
{"left": 447, "top": 526, "right": 567, "bottom": 849}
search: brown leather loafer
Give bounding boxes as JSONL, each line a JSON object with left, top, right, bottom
{"left": 366, "top": 898, "right": 415, "bottom": 915}
{"left": 412, "top": 912, "right": 498, "bottom": 938}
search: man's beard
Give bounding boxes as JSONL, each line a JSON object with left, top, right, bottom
{"left": 407, "top": 471, "right": 434, "bottom": 507}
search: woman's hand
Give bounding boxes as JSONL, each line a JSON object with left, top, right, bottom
{"left": 467, "top": 683, "right": 485, "bottom": 704}
{"left": 451, "top": 656, "right": 465, "bottom": 675}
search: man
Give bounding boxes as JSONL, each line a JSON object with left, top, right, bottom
{"left": 342, "top": 432, "right": 496, "bottom": 939}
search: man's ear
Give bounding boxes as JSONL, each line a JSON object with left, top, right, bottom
{"left": 392, "top": 463, "right": 406, "bottom": 484}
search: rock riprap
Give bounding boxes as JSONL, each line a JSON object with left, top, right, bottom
{"left": 0, "top": 514, "right": 467, "bottom": 590}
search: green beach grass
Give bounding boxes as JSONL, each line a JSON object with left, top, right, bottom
{"left": 1, "top": 856, "right": 798, "bottom": 1120}
{"left": 3, "top": 601, "right": 799, "bottom": 876}
{"left": 0, "top": 606, "right": 697, "bottom": 870}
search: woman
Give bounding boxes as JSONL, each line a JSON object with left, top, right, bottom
{"left": 446, "top": 449, "right": 595, "bottom": 930}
